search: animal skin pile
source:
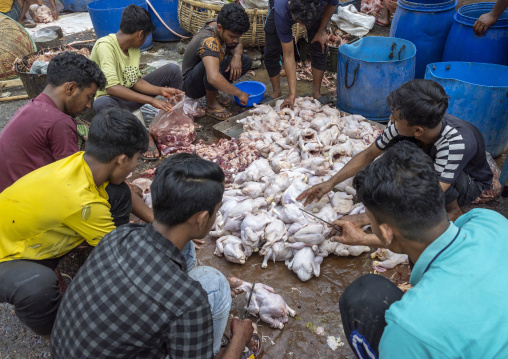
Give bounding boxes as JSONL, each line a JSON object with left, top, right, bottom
{"left": 14, "top": 46, "right": 91, "bottom": 73}
{"left": 212, "top": 97, "right": 408, "bottom": 281}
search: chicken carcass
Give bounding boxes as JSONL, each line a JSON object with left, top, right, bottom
{"left": 214, "top": 235, "right": 246, "bottom": 264}
{"left": 286, "top": 246, "right": 324, "bottom": 282}
{"left": 235, "top": 279, "right": 296, "bottom": 329}
{"left": 241, "top": 212, "right": 272, "bottom": 256}
{"left": 261, "top": 241, "right": 301, "bottom": 268}
{"left": 371, "top": 248, "right": 409, "bottom": 272}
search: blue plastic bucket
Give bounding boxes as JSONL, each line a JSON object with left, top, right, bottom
{"left": 390, "top": 0, "right": 457, "bottom": 79}
{"left": 148, "top": 0, "right": 191, "bottom": 41}
{"left": 87, "top": 0, "right": 153, "bottom": 51}
{"left": 60, "top": 0, "right": 94, "bottom": 12}
{"left": 442, "top": 3, "right": 508, "bottom": 66}
{"left": 234, "top": 81, "right": 266, "bottom": 107}
{"left": 425, "top": 62, "right": 508, "bottom": 157}
{"left": 337, "top": 36, "right": 416, "bottom": 121}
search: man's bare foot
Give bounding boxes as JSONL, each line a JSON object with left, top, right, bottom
{"left": 141, "top": 135, "right": 160, "bottom": 160}
{"left": 272, "top": 91, "right": 282, "bottom": 98}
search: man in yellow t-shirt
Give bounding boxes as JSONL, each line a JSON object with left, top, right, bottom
{"left": 91, "top": 4, "right": 183, "bottom": 160}
{"left": 0, "top": 107, "right": 149, "bottom": 337}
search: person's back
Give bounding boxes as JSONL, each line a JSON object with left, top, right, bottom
{"left": 0, "top": 52, "right": 106, "bottom": 192}
{"left": 380, "top": 208, "right": 508, "bottom": 358}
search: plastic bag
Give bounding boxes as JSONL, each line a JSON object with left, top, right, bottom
{"left": 29, "top": 4, "right": 54, "bottom": 23}
{"left": 472, "top": 152, "right": 502, "bottom": 204}
{"left": 149, "top": 99, "right": 197, "bottom": 156}
{"left": 29, "top": 60, "right": 49, "bottom": 74}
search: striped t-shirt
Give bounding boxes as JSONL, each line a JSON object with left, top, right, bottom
{"left": 375, "top": 114, "right": 493, "bottom": 190}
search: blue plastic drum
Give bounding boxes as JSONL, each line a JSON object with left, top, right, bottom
{"left": 87, "top": 0, "right": 153, "bottom": 51}
{"left": 337, "top": 36, "right": 416, "bottom": 121}
{"left": 425, "top": 62, "right": 508, "bottom": 157}
{"left": 390, "top": 0, "right": 457, "bottom": 79}
{"left": 442, "top": 3, "right": 508, "bottom": 66}
{"left": 60, "top": 0, "right": 94, "bottom": 12}
{"left": 148, "top": 0, "right": 191, "bottom": 41}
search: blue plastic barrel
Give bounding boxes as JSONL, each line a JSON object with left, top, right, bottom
{"left": 425, "top": 62, "right": 508, "bottom": 157}
{"left": 87, "top": 0, "right": 153, "bottom": 51}
{"left": 60, "top": 0, "right": 94, "bottom": 12}
{"left": 337, "top": 37, "right": 416, "bottom": 121}
{"left": 442, "top": 3, "right": 508, "bottom": 66}
{"left": 390, "top": 0, "right": 457, "bottom": 79}
{"left": 148, "top": 0, "right": 191, "bottom": 41}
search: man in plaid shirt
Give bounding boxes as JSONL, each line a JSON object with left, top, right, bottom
{"left": 50, "top": 153, "right": 254, "bottom": 358}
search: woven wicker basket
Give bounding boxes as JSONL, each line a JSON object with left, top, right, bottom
{"left": 177, "top": 0, "right": 306, "bottom": 47}
{"left": 0, "top": 14, "right": 36, "bottom": 80}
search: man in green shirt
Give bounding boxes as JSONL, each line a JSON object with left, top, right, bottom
{"left": 91, "top": 5, "right": 183, "bottom": 160}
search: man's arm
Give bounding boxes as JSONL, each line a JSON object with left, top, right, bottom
{"left": 298, "top": 142, "right": 382, "bottom": 205}
{"left": 106, "top": 84, "right": 174, "bottom": 112}
{"left": 331, "top": 220, "right": 388, "bottom": 248}
{"left": 130, "top": 188, "right": 154, "bottom": 223}
{"left": 311, "top": 3, "right": 337, "bottom": 53}
{"left": 215, "top": 318, "right": 254, "bottom": 359}
{"left": 226, "top": 43, "right": 244, "bottom": 81}
{"left": 440, "top": 182, "right": 451, "bottom": 193}
{"left": 49, "top": 118, "right": 79, "bottom": 160}
{"left": 202, "top": 56, "right": 249, "bottom": 104}
{"left": 64, "top": 203, "right": 116, "bottom": 246}
{"left": 280, "top": 41, "right": 297, "bottom": 109}
{"left": 474, "top": 0, "right": 508, "bottom": 36}
{"left": 48, "top": 0, "right": 58, "bottom": 19}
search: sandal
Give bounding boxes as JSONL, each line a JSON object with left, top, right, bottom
{"left": 141, "top": 144, "right": 161, "bottom": 161}
{"left": 216, "top": 94, "right": 231, "bottom": 107}
{"left": 22, "top": 21, "right": 37, "bottom": 28}
{"left": 206, "top": 107, "right": 233, "bottom": 121}
{"left": 316, "top": 94, "right": 334, "bottom": 105}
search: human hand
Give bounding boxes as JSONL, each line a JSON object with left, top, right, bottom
{"left": 297, "top": 180, "right": 334, "bottom": 206}
{"left": 160, "top": 87, "right": 184, "bottom": 102}
{"left": 227, "top": 276, "right": 244, "bottom": 298}
{"left": 226, "top": 55, "right": 243, "bottom": 81}
{"left": 230, "top": 317, "right": 254, "bottom": 347}
{"left": 330, "top": 220, "right": 368, "bottom": 245}
{"left": 280, "top": 94, "right": 296, "bottom": 110}
{"left": 311, "top": 29, "right": 328, "bottom": 54}
{"left": 473, "top": 12, "right": 498, "bottom": 36}
{"left": 339, "top": 213, "right": 370, "bottom": 228}
{"left": 192, "top": 239, "right": 205, "bottom": 250}
{"left": 237, "top": 91, "right": 249, "bottom": 106}
{"left": 150, "top": 98, "right": 173, "bottom": 112}
{"left": 52, "top": 9, "right": 59, "bottom": 20}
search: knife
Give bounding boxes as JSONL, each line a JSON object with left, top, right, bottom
{"left": 242, "top": 282, "right": 256, "bottom": 320}
{"left": 299, "top": 208, "right": 343, "bottom": 235}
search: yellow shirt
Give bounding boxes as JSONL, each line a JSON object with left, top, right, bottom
{"left": 90, "top": 34, "right": 142, "bottom": 98}
{"left": 0, "top": 0, "right": 14, "bottom": 13}
{"left": 0, "top": 152, "right": 116, "bottom": 263}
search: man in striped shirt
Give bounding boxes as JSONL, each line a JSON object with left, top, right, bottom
{"left": 299, "top": 79, "right": 493, "bottom": 226}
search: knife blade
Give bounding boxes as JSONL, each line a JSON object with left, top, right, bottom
{"left": 299, "top": 208, "right": 343, "bottom": 235}
{"left": 242, "top": 282, "right": 256, "bottom": 319}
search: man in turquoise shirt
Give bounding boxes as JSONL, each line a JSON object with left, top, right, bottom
{"left": 338, "top": 141, "right": 508, "bottom": 358}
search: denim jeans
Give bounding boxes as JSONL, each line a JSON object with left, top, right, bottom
{"left": 182, "top": 242, "right": 232, "bottom": 355}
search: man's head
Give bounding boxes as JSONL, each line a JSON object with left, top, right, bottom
{"left": 46, "top": 52, "right": 106, "bottom": 117}
{"left": 119, "top": 4, "right": 156, "bottom": 48}
{"left": 387, "top": 79, "right": 449, "bottom": 138}
{"left": 289, "top": 0, "right": 322, "bottom": 26}
{"left": 353, "top": 141, "right": 447, "bottom": 250}
{"left": 216, "top": 3, "right": 250, "bottom": 48}
{"left": 151, "top": 153, "right": 225, "bottom": 239}
{"left": 85, "top": 108, "right": 149, "bottom": 184}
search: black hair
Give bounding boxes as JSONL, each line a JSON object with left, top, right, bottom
{"left": 47, "top": 52, "right": 106, "bottom": 90}
{"left": 387, "top": 79, "right": 449, "bottom": 129}
{"left": 353, "top": 141, "right": 446, "bottom": 242}
{"left": 289, "top": 0, "right": 322, "bottom": 26}
{"left": 217, "top": 3, "right": 250, "bottom": 34}
{"left": 85, "top": 108, "right": 149, "bottom": 163}
{"left": 151, "top": 153, "right": 225, "bottom": 227}
{"left": 119, "top": 4, "right": 156, "bottom": 35}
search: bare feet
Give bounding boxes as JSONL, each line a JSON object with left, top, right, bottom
{"left": 142, "top": 135, "right": 160, "bottom": 160}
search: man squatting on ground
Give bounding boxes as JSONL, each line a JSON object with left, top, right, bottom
{"left": 91, "top": 4, "right": 183, "bottom": 159}
{"left": 0, "top": 108, "right": 151, "bottom": 338}
{"left": 182, "top": 3, "right": 253, "bottom": 120}
{"left": 51, "top": 153, "right": 254, "bottom": 359}
{"left": 0, "top": 52, "right": 154, "bottom": 224}
{"left": 264, "top": 0, "right": 338, "bottom": 109}
{"left": 338, "top": 141, "right": 508, "bottom": 358}
{"left": 299, "top": 79, "right": 493, "bottom": 234}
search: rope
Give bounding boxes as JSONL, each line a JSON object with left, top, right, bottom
{"left": 145, "top": 0, "right": 190, "bottom": 39}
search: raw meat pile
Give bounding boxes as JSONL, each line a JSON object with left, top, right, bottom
{"left": 212, "top": 98, "right": 399, "bottom": 281}
{"left": 174, "top": 139, "right": 261, "bottom": 183}
{"left": 14, "top": 46, "right": 91, "bottom": 73}
{"left": 327, "top": 28, "right": 352, "bottom": 47}
{"left": 28, "top": 4, "right": 53, "bottom": 23}
{"left": 361, "top": 0, "right": 383, "bottom": 16}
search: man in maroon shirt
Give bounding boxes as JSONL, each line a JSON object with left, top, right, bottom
{"left": 0, "top": 52, "right": 106, "bottom": 192}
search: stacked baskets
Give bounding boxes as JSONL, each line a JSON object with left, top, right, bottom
{"left": 177, "top": 0, "right": 306, "bottom": 47}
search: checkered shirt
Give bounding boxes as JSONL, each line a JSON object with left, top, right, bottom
{"left": 50, "top": 224, "right": 214, "bottom": 359}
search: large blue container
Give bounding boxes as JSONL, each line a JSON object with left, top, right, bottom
{"left": 442, "top": 3, "right": 508, "bottom": 66}
{"left": 337, "top": 37, "right": 416, "bottom": 121}
{"left": 60, "top": 0, "right": 94, "bottom": 12}
{"left": 425, "top": 62, "right": 508, "bottom": 157}
{"left": 148, "top": 0, "right": 191, "bottom": 41}
{"left": 87, "top": 0, "right": 153, "bottom": 51}
{"left": 390, "top": 0, "right": 457, "bottom": 79}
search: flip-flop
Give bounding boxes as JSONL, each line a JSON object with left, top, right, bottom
{"left": 375, "top": 17, "right": 390, "bottom": 27}
{"left": 216, "top": 94, "right": 231, "bottom": 107}
{"left": 22, "top": 21, "right": 37, "bottom": 28}
{"left": 316, "top": 94, "right": 334, "bottom": 105}
{"left": 206, "top": 108, "right": 233, "bottom": 121}
{"left": 141, "top": 144, "right": 161, "bottom": 161}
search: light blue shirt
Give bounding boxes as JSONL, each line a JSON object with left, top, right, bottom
{"left": 379, "top": 208, "right": 508, "bottom": 359}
